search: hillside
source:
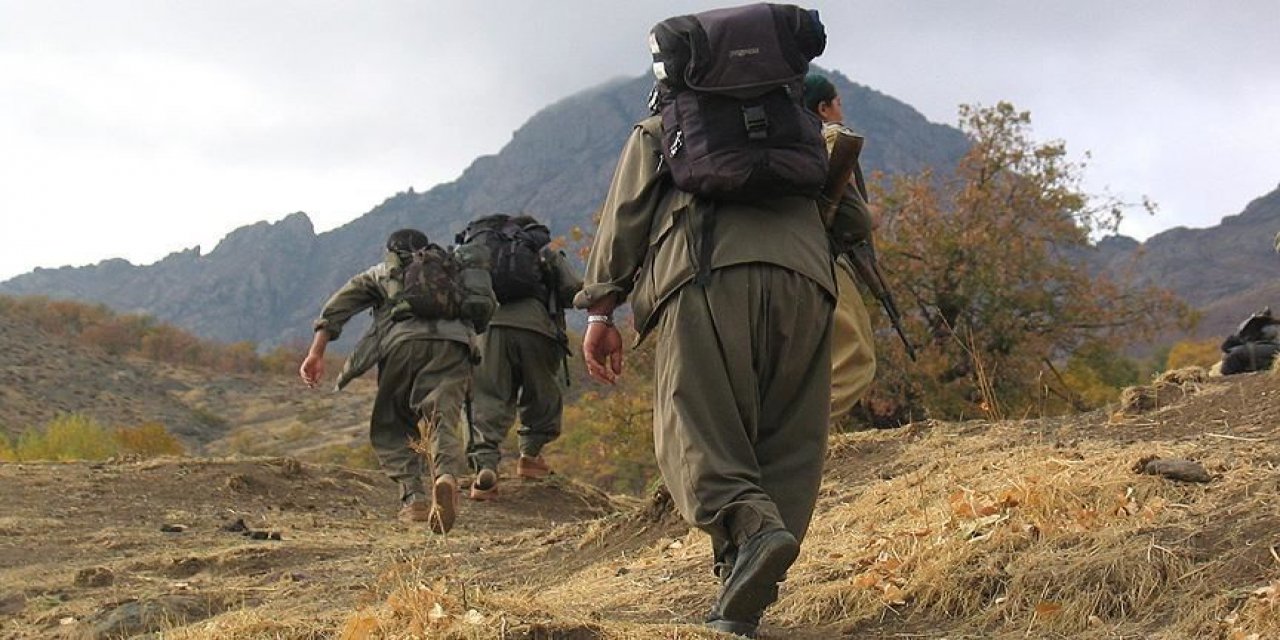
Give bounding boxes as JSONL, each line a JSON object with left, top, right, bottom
{"left": 0, "top": 69, "right": 970, "bottom": 348}
{"left": 0, "top": 297, "right": 373, "bottom": 453}
{"left": 2, "top": 369, "right": 1277, "bottom": 638}
{"left": 1095, "top": 184, "right": 1280, "bottom": 340}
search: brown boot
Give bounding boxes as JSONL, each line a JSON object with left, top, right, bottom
{"left": 470, "top": 468, "right": 499, "bottom": 501}
{"left": 398, "top": 494, "right": 431, "bottom": 523}
{"left": 516, "top": 454, "right": 551, "bottom": 480}
{"left": 428, "top": 474, "right": 459, "bottom": 534}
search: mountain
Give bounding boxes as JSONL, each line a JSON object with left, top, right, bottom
{"left": 1095, "top": 184, "right": 1280, "bottom": 340}
{"left": 0, "top": 69, "right": 970, "bottom": 347}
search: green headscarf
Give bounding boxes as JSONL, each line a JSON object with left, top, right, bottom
{"left": 802, "top": 73, "right": 837, "bottom": 114}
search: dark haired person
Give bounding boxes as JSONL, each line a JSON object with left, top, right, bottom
{"left": 300, "top": 228, "right": 494, "bottom": 532}
{"left": 803, "top": 73, "right": 878, "bottom": 420}
{"left": 465, "top": 214, "right": 582, "bottom": 499}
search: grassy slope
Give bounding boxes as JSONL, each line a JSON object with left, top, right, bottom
{"left": 155, "top": 370, "right": 1280, "bottom": 639}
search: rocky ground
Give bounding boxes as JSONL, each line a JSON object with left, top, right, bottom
{"left": 2, "top": 368, "right": 1279, "bottom": 639}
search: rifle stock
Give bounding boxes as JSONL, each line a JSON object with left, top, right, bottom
{"left": 821, "top": 126, "right": 863, "bottom": 226}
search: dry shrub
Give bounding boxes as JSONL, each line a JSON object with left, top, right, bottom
{"left": 1155, "top": 366, "right": 1208, "bottom": 386}
{"left": 115, "top": 422, "right": 185, "bottom": 457}
{"left": 1111, "top": 368, "right": 1208, "bottom": 420}
{"left": 1225, "top": 581, "right": 1280, "bottom": 639}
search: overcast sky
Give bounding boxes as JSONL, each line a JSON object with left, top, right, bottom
{"left": 1, "top": 1, "right": 1277, "bottom": 281}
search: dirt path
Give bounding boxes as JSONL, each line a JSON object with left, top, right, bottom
{"left": 0, "top": 459, "right": 620, "bottom": 639}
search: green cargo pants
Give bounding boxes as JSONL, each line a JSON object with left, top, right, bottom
{"left": 653, "top": 264, "right": 833, "bottom": 574}
{"left": 467, "top": 326, "right": 566, "bottom": 471}
{"left": 371, "top": 338, "right": 470, "bottom": 500}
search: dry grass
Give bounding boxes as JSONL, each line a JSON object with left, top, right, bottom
{"left": 63, "top": 374, "right": 1279, "bottom": 640}
{"left": 1111, "top": 366, "right": 1209, "bottom": 420}
{"left": 777, "top": 426, "right": 1205, "bottom": 636}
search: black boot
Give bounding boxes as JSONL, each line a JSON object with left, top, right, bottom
{"left": 714, "top": 528, "right": 799, "bottom": 626}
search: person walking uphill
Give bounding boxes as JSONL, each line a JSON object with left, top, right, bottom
{"left": 460, "top": 214, "right": 583, "bottom": 499}
{"left": 577, "top": 5, "right": 840, "bottom": 637}
{"left": 803, "top": 73, "right": 878, "bottom": 420}
{"left": 299, "top": 229, "right": 495, "bottom": 534}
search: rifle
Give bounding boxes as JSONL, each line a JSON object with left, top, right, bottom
{"left": 846, "top": 241, "right": 917, "bottom": 361}
{"left": 822, "top": 126, "right": 917, "bottom": 362}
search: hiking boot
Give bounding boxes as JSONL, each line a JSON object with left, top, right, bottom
{"left": 428, "top": 474, "right": 459, "bottom": 534}
{"left": 716, "top": 529, "right": 799, "bottom": 621}
{"left": 705, "top": 614, "right": 759, "bottom": 638}
{"left": 469, "top": 467, "right": 499, "bottom": 501}
{"left": 398, "top": 494, "right": 431, "bottom": 523}
{"left": 516, "top": 454, "right": 551, "bottom": 480}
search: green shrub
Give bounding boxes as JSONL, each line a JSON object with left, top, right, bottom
{"left": 0, "top": 436, "right": 17, "bottom": 462}
{"left": 15, "top": 414, "right": 118, "bottom": 461}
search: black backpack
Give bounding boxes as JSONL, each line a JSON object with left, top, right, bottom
{"left": 456, "top": 215, "right": 551, "bottom": 304}
{"left": 649, "top": 3, "right": 828, "bottom": 201}
{"left": 388, "top": 245, "right": 465, "bottom": 320}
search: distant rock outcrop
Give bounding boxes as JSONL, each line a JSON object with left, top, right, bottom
{"left": 0, "top": 69, "right": 970, "bottom": 347}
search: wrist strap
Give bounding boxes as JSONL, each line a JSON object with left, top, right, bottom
{"left": 587, "top": 314, "right": 614, "bottom": 326}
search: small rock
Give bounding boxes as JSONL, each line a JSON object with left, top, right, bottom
{"left": 278, "top": 457, "right": 305, "bottom": 478}
{"left": 614, "top": 567, "right": 630, "bottom": 577}
{"left": 219, "top": 518, "right": 248, "bottom": 533}
{"left": 0, "top": 594, "right": 26, "bottom": 615}
{"left": 159, "top": 524, "right": 187, "bottom": 533}
{"left": 225, "top": 474, "right": 253, "bottom": 493}
{"left": 88, "top": 595, "right": 223, "bottom": 638}
{"left": 1136, "top": 456, "right": 1212, "bottom": 483}
{"left": 74, "top": 567, "right": 115, "bottom": 588}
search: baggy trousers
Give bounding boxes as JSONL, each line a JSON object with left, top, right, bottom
{"left": 468, "top": 326, "right": 565, "bottom": 471}
{"left": 653, "top": 264, "right": 833, "bottom": 573}
{"left": 371, "top": 338, "right": 470, "bottom": 500}
{"left": 830, "top": 256, "right": 877, "bottom": 419}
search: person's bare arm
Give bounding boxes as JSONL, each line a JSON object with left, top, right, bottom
{"left": 299, "top": 330, "right": 330, "bottom": 388}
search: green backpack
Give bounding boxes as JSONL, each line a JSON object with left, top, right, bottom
{"left": 387, "top": 245, "right": 465, "bottom": 321}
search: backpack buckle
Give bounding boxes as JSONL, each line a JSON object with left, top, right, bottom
{"left": 669, "top": 129, "right": 684, "bottom": 157}
{"left": 742, "top": 105, "right": 768, "bottom": 140}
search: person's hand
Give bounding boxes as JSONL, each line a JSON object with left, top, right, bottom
{"left": 300, "top": 353, "right": 326, "bottom": 388}
{"left": 583, "top": 322, "right": 624, "bottom": 385}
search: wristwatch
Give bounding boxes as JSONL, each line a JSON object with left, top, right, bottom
{"left": 587, "top": 314, "right": 614, "bottom": 326}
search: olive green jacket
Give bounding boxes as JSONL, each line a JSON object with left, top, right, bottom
{"left": 490, "top": 248, "right": 583, "bottom": 343}
{"left": 574, "top": 115, "right": 836, "bottom": 340}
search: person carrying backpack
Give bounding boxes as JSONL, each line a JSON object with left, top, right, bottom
{"left": 459, "top": 214, "right": 582, "bottom": 498}
{"left": 1219, "top": 306, "right": 1280, "bottom": 375}
{"left": 299, "top": 228, "right": 495, "bottom": 533}
{"left": 577, "top": 5, "right": 840, "bottom": 636}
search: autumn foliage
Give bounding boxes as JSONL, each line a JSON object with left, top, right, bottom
{"left": 860, "top": 102, "right": 1192, "bottom": 423}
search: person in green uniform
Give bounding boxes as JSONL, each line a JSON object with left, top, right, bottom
{"left": 577, "top": 115, "right": 843, "bottom": 635}
{"left": 300, "top": 229, "right": 494, "bottom": 533}
{"left": 803, "top": 73, "right": 878, "bottom": 420}
{"left": 467, "top": 216, "right": 583, "bottom": 499}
